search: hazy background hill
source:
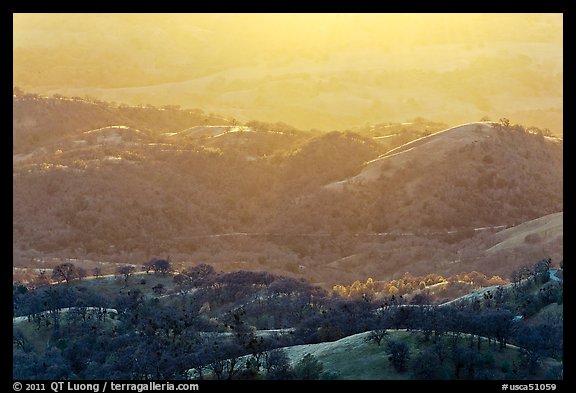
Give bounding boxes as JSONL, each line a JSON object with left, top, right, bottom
{"left": 12, "top": 95, "right": 231, "bottom": 155}
{"left": 13, "top": 95, "right": 562, "bottom": 288}
{"left": 13, "top": 14, "right": 563, "bottom": 134}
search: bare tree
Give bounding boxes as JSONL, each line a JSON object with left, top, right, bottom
{"left": 117, "top": 265, "right": 135, "bottom": 287}
{"left": 51, "top": 263, "right": 79, "bottom": 284}
{"left": 143, "top": 258, "right": 171, "bottom": 275}
{"left": 366, "top": 329, "right": 388, "bottom": 346}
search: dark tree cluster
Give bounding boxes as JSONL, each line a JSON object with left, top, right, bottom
{"left": 13, "top": 263, "right": 336, "bottom": 380}
{"left": 14, "top": 259, "right": 562, "bottom": 380}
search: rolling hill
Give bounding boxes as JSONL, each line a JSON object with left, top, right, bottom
{"left": 12, "top": 94, "right": 231, "bottom": 154}
{"left": 486, "top": 212, "right": 562, "bottom": 254}
{"left": 13, "top": 95, "right": 562, "bottom": 287}
{"left": 319, "top": 121, "right": 562, "bottom": 231}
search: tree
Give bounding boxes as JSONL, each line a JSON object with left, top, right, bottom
{"left": 152, "top": 284, "right": 165, "bottom": 296}
{"left": 515, "top": 324, "right": 549, "bottom": 375}
{"left": 265, "top": 349, "right": 291, "bottom": 375}
{"left": 243, "top": 334, "right": 271, "bottom": 374}
{"left": 366, "top": 329, "right": 388, "bottom": 346}
{"left": 412, "top": 305, "right": 436, "bottom": 341}
{"left": 153, "top": 259, "right": 171, "bottom": 275}
{"left": 410, "top": 292, "right": 432, "bottom": 305}
{"left": 430, "top": 341, "right": 449, "bottom": 364}
{"left": 34, "top": 348, "right": 71, "bottom": 379}
{"left": 332, "top": 284, "right": 347, "bottom": 297}
{"left": 144, "top": 258, "right": 171, "bottom": 275}
{"left": 412, "top": 347, "right": 442, "bottom": 379}
{"left": 13, "top": 330, "right": 32, "bottom": 353}
{"left": 92, "top": 267, "right": 103, "bottom": 278}
{"left": 13, "top": 283, "right": 28, "bottom": 296}
{"left": 389, "top": 306, "right": 412, "bottom": 329}
{"left": 499, "top": 118, "right": 511, "bottom": 128}
{"left": 510, "top": 269, "right": 521, "bottom": 288}
{"left": 187, "top": 263, "right": 217, "bottom": 286}
{"left": 386, "top": 338, "right": 410, "bottom": 372}
{"left": 265, "top": 354, "right": 294, "bottom": 379}
{"left": 294, "top": 353, "right": 323, "bottom": 380}
{"left": 51, "top": 263, "right": 79, "bottom": 284}
{"left": 173, "top": 274, "right": 193, "bottom": 296}
{"left": 206, "top": 341, "right": 244, "bottom": 380}
{"left": 450, "top": 344, "right": 466, "bottom": 379}
{"left": 117, "top": 265, "right": 135, "bottom": 287}
{"left": 482, "top": 309, "right": 514, "bottom": 350}
{"left": 533, "top": 258, "right": 551, "bottom": 284}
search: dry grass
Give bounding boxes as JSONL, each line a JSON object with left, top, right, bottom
{"left": 486, "top": 212, "right": 563, "bottom": 254}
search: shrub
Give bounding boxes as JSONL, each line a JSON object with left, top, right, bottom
{"left": 294, "top": 353, "right": 323, "bottom": 380}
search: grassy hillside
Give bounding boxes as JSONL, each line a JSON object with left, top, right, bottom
{"left": 280, "top": 330, "right": 561, "bottom": 380}
{"left": 284, "top": 331, "right": 413, "bottom": 379}
{"left": 487, "top": 212, "right": 562, "bottom": 254}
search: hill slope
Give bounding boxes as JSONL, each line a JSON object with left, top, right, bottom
{"left": 13, "top": 96, "right": 562, "bottom": 286}
{"left": 12, "top": 94, "right": 230, "bottom": 154}
{"left": 487, "top": 212, "right": 562, "bottom": 254}
{"left": 279, "top": 329, "right": 561, "bottom": 380}
{"left": 321, "top": 122, "right": 562, "bottom": 231}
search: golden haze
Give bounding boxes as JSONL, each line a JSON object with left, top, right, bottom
{"left": 13, "top": 13, "right": 563, "bottom": 134}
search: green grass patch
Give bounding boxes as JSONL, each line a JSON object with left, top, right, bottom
{"left": 283, "top": 331, "right": 413, "bottom": 379}
{"left": 279, "top": 330, "right": 561, "bottom": 380}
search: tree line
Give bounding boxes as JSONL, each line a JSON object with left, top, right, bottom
{"left": 13, "top": 258, "right": 562, "bottom": 379}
